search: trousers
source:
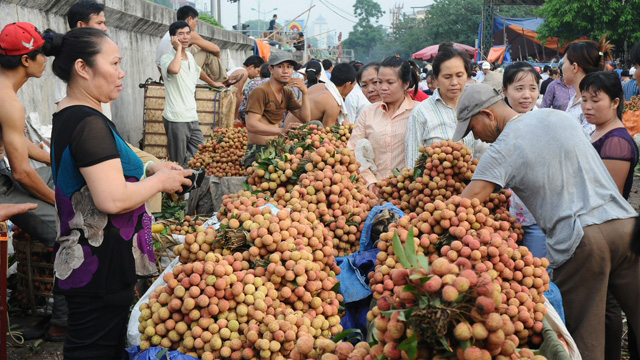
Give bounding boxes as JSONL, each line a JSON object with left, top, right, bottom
{"left": 553, "top": 217, "right": 640, "bottom": 360}
{"left": 162, "top": 118, "right": 204, "bottom": 168}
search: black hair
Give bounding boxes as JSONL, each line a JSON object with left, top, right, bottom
{"left": 550, "top": 68, "right": 558, "bottom": 76}
{"left": 579, "top": 71, "right": 625, "bottom": 119}
{"left": 330, "top": 63, "right": 356, "bottom": 87}
{"left": 356, "top": 62, "right": 379, "bottom": 85}
{"left": 243, "top": 55, "right": 265, "bottom": 68}
{"left": 565, "top": 36, "right": 614, "bottom": 74}
{"left": 631, "top": 42, "right": 640, "bottom": 66}
{"left": 169, "top": 21, "right": 190, "bottom": 36}
{"left": 259, "top": 63, "right": 270, "bottom": 78}
{"left": 67, "top": 0, "right": 105, "bottom": 29}
{"left": 432, "top": 42, "right": 471, "bottom": 78}
{"left": 0, "top": 49, "right": 43, "bottom": 69}
{"left": 426, "top": 70, "right": 434, "bottom": 80}
{"left": 502, "top": 62, "right": 541, "bottom": 89}
{"left": 322, "top": 59, "right": 332, "bottom": 71}
{"left": 273, "top": 14, "right": 277, "bottom": 18}
{"left": 304, "top": 60, "right": 322, "bottom": 87}
{"left": 42, "top": 28, "right": 108, "bottom": 83}
{"left": 177, "top": 6, "right": 199, "bottom": 21}
{"left": 379, "top": 55, "right": 419, "bottom": 96}
{"left": 542, "top": 65, "right": 551, "bottom": 73}
{"left": 298, "top": 32, "right": 304, "bottom": 37}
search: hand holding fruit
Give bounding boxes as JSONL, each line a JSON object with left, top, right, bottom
{"left": 155, "top": 168, "right": 193, "bottom": 194}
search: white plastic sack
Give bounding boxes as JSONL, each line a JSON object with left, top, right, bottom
{"left": 354, "top": 139, "right": 377, "bottom": 172}
{"left": 127, "top": 257, "right": 180, "bottom": 346}
{"left": 544, "top": 299, "right": 582, "bottom": 360}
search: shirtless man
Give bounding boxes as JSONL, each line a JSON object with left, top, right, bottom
{"left": 0, "top": 23, "right": 56, "bottom": 242}
{"left": 227, "top": 55, "right": 265, "bottom": 120}
{"left": 284, "top": 63, "right": 355, "bottom": 127}
{"left": 244, "top": 53, "right": 310, "bottom": 168}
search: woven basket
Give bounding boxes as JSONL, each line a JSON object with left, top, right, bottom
{"left": 141, "top": 83, "right": 236, "bottom": 159}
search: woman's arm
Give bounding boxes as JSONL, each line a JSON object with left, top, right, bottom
{"left": 602, "top": 159, "right": 630, "bottom": 195}
{"left": 80, "top": 159, "right": 192, "bottom": 214}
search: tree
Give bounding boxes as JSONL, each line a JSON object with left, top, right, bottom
{"left": 199, "top": 14, "right": 222, "bottom": 28}
{"left": 494, "top": 5, "right": 540, "bottom": 19}
{"left": 385, "top": 15, "right": 431, "bottom": 59}
{"left": 342, "top": 0, "right": 385, "bottom": 61}
{"left": 536, "top": 0, "right": 640, "bottom": 47}
{"left": 421, "top": 0, "right": 483, "bottom": 47}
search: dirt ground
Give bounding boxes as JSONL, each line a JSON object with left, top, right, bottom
{"left": 7, "top": 174, "right": 640, "bottom": 360}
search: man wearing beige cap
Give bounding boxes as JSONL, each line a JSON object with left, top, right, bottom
{"left": 244, "top": 52, "right": 310, "bottom": 168}
{"left": 455, "top": 82, "right": 640, "bottom": 360}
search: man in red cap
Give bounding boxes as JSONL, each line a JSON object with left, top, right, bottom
{"left": 0, "top": 22, "right": 56, "bottom": 242}
{"left": 0, "top": 22, "right": 60, "bottom": 338}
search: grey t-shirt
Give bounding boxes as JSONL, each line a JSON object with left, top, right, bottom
{"left": 472, "top": 108, "right": 637, "bottom": 269}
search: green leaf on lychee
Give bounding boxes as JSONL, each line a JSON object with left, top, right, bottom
{"left": 397, "top": 333, "right": 418, "bottom": 360}
{"left": 242, "top": 182, "right": 251, "bottom": 191}
{"left": 392, "top": 169, "right": 401, "bottom": 177}
{"left": 417, "top": 255, "right": 430, "bottom": 271}
{"left": 459, "top": 339, "right": 471, "bottom": 350}
{"left": 331, "top": 328, "right": 363, "bottom": 343}
{"left": 392, "top": 231, "right": 410, "bottom": 269}
{"left": 418, "top": 295, "right": 430, "bottom": 308}
{"left": 156, "top": 348, "right": 168, "bottom": 359}
{"left": 331, "top": 282, "right": 341, "bottom": 293}
{"left": 402, "top": 284, "right": 418, "bottom": 295}
{"left": 405, "top": 226, "right": 417, "bottom": 268}
{"left": 439, "top": 336, "right": 453, "bottom": 352}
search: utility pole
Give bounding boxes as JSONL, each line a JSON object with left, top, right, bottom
{"left": 217, "top": 0, "right": 221, "bottom": 22}
{"left": 237, "top": 0, "right": 242, "bottom": 34}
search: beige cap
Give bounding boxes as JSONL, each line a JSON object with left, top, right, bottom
{"left": 453, "top": 83, "right": 503, "bottom": 141}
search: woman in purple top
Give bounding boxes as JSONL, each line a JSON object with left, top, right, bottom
{"left": 580, "top": 71, "right": 639, "bottom": 360}
{"left": 581, "top": 71, "right": 638, "bottom": 199}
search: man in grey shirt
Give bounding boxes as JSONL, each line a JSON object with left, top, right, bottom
{"left": 453, "top": 83, "right": 639, "bottom": 360}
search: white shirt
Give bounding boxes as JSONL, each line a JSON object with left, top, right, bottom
{"left": 155, "top": 31, "right": 172, "bottom": 67}
{"left": 344, "top": 83, "right": 370, "bottom": 124}
{"left": 160, "top": 49, "right": 200, "bottom": 122}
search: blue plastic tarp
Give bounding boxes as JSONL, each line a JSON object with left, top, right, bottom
{"left": 126, "top": 346, "right": 198, "bottom": 360}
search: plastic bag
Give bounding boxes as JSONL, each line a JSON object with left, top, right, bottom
{"left": 127, "top": 257, "right": 180, "bottom": 346}
{"left": 354, "top": 139, "right": 377, "bottom": 172}
{"left": 540, "top": 299, "right": 582, "bottom": 360}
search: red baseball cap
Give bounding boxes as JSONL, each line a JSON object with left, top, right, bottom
{"left": 0, "top": 22, "right": 45, "bottom": 56}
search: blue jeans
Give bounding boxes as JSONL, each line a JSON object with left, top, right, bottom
{"left": 522, "top": 224, "right": 547, "bottom": 259}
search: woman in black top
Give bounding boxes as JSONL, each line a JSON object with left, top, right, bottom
{"left": 44, "top": 28, "right": 191, "bottom": 359}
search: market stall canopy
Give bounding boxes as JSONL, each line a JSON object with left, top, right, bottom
{"left": 412, "top": 43, "right": 477, "bottom": 62}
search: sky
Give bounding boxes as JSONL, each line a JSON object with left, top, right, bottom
{"left": 208, "top": 0, "right": 434, "bottom": 40}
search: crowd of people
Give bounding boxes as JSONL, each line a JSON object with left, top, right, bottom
{"left": 2, "top": 1, "right": 640, "bottom": 359}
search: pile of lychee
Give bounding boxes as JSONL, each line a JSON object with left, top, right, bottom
{"left": 284, "top": 123, "right": 353, "bottom": 150}
{"left": 365, "top": 195, "right": 549, "bottom": 358}
{"left": 376, "top": 140, "right": 476, "bottom": 214}
{"left": 188, "top": 127, "right": 248, "bottom": 177}
{"left": 245, "top": 143, "right": 377, "bottom": 256}
{"left": 142, "top": 205, "right": 345, "bottom": 359}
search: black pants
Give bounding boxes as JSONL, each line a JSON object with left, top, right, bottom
{"left": 63, "top": 285, "right": 134, "bottom": 360}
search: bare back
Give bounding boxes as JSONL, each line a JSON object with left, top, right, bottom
{"left": 284, "top": 84, "right": 339, "bottom": 128}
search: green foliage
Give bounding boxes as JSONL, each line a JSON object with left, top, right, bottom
{"left": 494, "top": 5, "right": 540, "bottom": 19}
{"left": 536, "top": 0, "right": 640, "bottom": 45}
{"left": 422, "top": 0, "right": 483, "bottom": 47}
{"left": 199, "top": 13, "right": 222, "bottom": 28}
{"left": 342, "top": 0, "right": 386, "bottom": 61}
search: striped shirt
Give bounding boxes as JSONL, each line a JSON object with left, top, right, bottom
{"left": 346, "top": 95, "right": 417, "bottom": 185}
{"left": 404, "top": 89, "right": 476, "bottom": 169}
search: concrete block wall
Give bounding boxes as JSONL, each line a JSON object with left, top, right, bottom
{"left": 0, "top": 0, "right": 253, "bottom": 144}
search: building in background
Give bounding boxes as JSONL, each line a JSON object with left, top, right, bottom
{"left": 312, "top": 14, "right": 328, "bottom": 48}
{"left": 194, "top": 0, "right": 212, "bottom": 14}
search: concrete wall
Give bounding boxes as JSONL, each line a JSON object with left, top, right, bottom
{"left": 0, "top": 0, "right": 254, "bottom": 144}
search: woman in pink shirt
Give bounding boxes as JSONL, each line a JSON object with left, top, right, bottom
{"left": 347, "top": 56, "right": 419, "bottom": 194}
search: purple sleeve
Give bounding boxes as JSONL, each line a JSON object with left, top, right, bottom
{"left": 541, "top": 82, "right": 555, "bottom": 108}
{"left": 599, "top": 135, "right": 637, "bottom": 162}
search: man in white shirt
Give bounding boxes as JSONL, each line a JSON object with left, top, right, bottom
{"left": 156, "top": 6, "right": 230, "bottom": 87}
{"left": 160, "top": 21, "right": 220, "bottom": 167}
